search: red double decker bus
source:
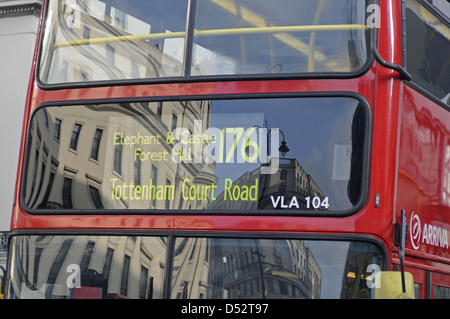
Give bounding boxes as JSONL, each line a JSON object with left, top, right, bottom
{"left": 2, "top": 0, "right": 449, "bottom": 299}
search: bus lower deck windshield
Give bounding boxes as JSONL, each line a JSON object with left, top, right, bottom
{"left": 6, "top": 235, "right": 384, "bottom": 299}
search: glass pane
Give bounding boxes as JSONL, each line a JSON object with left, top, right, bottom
{"left": 6, "top": 236, "right": 384, "bottom": 299}
{"left": 405, "top": 0, "right": 450, "bottom": 104}
{"left": 38, "top": 0, "right": 371, "bottom": 84}
{"left": 39, "top": 0, "right": 188, "bottom": 84}
{"left": 23, "top": 97, "right": 369, "bottom": 213}
{"left": 6, "top": 236, "right": 167, "bottom": 299}
{"left": 192, "top": 0, "right": 370, "bottom": 75}
{"left": 171, "top": 238, "right": 384, "bottom": 299}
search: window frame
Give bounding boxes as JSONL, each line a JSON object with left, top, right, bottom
{"left": 402, "top": 0, "right": 450, "bottom": 111}
{"left": 35, "top": 0, "right": 378, "bottom": 90}
{"left": 4, "top": 231, "right": 390, "bottom": 300}
{"left": 20, "top": 91, "right": 372, "bottom": 217}
{"left": 69, "top": 123, "right": 83, "bottom": 151}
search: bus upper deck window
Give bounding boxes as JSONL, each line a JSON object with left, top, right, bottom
{"left": 38, "top": 0, "right": 372, "bottom": 85}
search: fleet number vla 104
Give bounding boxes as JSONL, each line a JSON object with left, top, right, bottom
{"left": 271, "top": 195, "right": 330, "bottom": 209}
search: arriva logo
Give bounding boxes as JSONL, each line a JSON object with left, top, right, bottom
{"left": 409, "top": 212, "right": 449, "bottom": 250}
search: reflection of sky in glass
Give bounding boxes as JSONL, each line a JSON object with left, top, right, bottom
{"left": 210, "top": 97, "right": 361, "bottom": 210}
{"left": 102, "top": 0, "right": 188, "bottom": 31}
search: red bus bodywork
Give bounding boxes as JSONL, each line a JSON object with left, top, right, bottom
{"left": 8, "top": 0, "right": 450, "bottom": 298}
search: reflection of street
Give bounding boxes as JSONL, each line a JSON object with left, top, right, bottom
{"left": 9, "top": 235, "right": 167, "bottom": 299}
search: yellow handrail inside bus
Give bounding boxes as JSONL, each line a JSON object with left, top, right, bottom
{"left": 54, "top": 24, "right": 369, "bottom": 48}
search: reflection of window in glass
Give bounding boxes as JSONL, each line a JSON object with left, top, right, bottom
{"left": 114, "top": 142, "right": 123, "bottom": 175}
{"left": 83, "top": 25, "right": 90, "bottom": 40}
{"left": 106, "top": 43, "right": 115, "bottom": 66}
{"left": 165, "top": 179, "right": 171, "bottom": 209}
{"left": 280, "top": 169, "right": 287, "bottom": 180}
{"left": 80, "top": 241, "right": 95, "bottom": 271}
{"left": 33, "top": 247, "right": 43, "bottom": 287}
{"left": 102, "top": 248, "right": 115, "bottom": 280}
{"left": 157, "top": 102, "right": 163, "bottom": 119}
{"left": 38, "top": 171, "right": 55, "bottom": 209}
{"left": 47, "top": 239, "right": 73, "bottom": 291}
{"left": 43, "top": 109, "right": 48, "bottom": 127}
{"left": 31, "top": 148, "right": 39, "bottom": 194}
{"left": 139, "top": 266, "right": 149, "bottom": 299}
{"left": 121, "top": 255, "right": 131, "bottom": 296}
{"left": 69, "top": 123, "right": 82, "bottom": 150}
{"left": 90, "top": 128, "right": 103, "bottom": 161}
{"left": 189, "top": 239, "right": 197, "bottom": 260}
{"left": 206, "top": 104, "right": 211, "bottom": 128}
{"left": 178, "top": 192, "right": 184, "bottom": 209}
{"left": 151, "top": 165, "right": 158, "bottom": 206}
{"left": 54, "top": 118, "right": 61, "bottom": 140}
{"left": 62, "top": 177, "right": 73, "bottom": 209}
{"left": 131, "top": 60, "right": 139, "bottom": 78}
{"left": 134, "top": 150, "right": 141, "bottom": 186}
{"left": 89, "top": 185, "right": 103, "bottom": 209}
{"left": 114, "top": 9, "right": 127, "bottom": 30}
{"left": 61, "top": 60, "right": 68, "bottom": 82}
{"left": 30, "top": 147, "right": 47, "bottom": 208}
{"left": 171, "top": 114, "right": 178, "bottom": 132}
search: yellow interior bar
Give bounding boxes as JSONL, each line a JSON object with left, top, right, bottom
{"left": 194, "top": 24, "right": 368, "bottom": 36}
{"left": 54, "top": 24, "right": 368, "bottom": 48}
{"left": 54, "top": 31, "right": 186, "bottom": 48}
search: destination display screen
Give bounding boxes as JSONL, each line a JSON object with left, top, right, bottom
{"left": 22, "top": 96, "right": 370, "bottom": 214}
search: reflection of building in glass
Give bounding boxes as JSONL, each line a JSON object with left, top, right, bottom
{"left": 168, "top": 238, "right": 322, "bottom": 299}
{"left": 205, "top": 239, "right": 321, "bottom": 299}
{"left": 24, "top": 101, "right": 216, "bottom": 210}
{"left": 210, "top": 158, "right": 325, "bottom": 210}
{"left": 9, "top": 235, "right": 387, "bottom": 299}
{"left": 259, "top": 158, "right": 325, "bottom": 210}
{"left": 10, "top": 236, "right": 167, "bottom": 299}
{"left": 41, "top": 0, "right": 186, "bottom": 83}
{"left": 171, "top": 238, "right": 211, "bottom": 299}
